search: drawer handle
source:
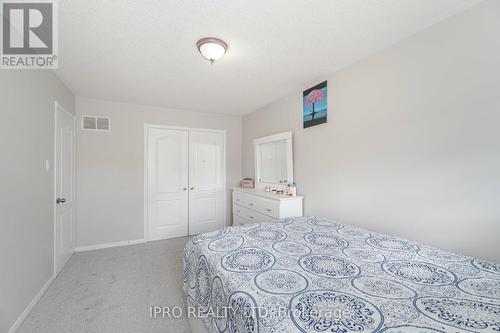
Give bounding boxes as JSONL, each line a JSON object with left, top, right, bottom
{"left": 249, "top": 203, "right": 254, "bottom": 206}
{"left": 265, "top": 208, "right": 271, "bottom": 212}
{"left": 249, "top": 216, "right": 254, "bottom": 219}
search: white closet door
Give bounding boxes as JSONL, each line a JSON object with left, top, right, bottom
{"left": 188, "top": 131, "right": 226, "bottom": 235}
{"left": 147, "top": 128, "right": 189, "bottom": 240}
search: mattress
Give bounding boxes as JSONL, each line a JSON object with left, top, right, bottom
{"left": 182, "top": 217, "right": 500, "bottom": 333}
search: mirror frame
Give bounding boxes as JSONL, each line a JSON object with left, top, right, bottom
{"left": 253, "top": 131, "right": 293, "bottom": 189}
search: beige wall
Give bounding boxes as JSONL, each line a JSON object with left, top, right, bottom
{"left": 242, "top": 0, "right": 500, "bottom": 262}
{"left": 0, "top": 71, "right": 75, "bottom": 332}
{"left": 76, "top": 98, "right": 242, "bottom": 248}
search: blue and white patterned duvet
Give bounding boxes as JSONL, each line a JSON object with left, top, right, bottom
{"left": 183, "top": 217, "right": 500, "bottom": 333}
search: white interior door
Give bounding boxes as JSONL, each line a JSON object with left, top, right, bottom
{"left": 147, "top": 128, "right": 189, "bottom": 240}
{"left": 188, "top": 131, "right": 226, "bottom": 235}
{"left": 55, "top": 103, "right": 75, "bottom": 275}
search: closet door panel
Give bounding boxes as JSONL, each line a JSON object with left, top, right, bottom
{"left": 147, "top": 128, "right": 189, "bottom": 240}
{"left": 188, "top": 131, "right": 226, "bottom": 235}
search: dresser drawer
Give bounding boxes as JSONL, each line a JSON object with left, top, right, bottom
{"left": 253, "top": 197, "right": 280, "bottom": 218}
{"left": 233, "top": 204, "right": 276, "bottom": 223}
{"left": 233, "top": 214, "right": 249, "bottom": 226}
{"left": 233, "top": 191, "right": 280, "bottom": 218}
{"left": 233, "top": 190, "right": 245, "bottom": 206}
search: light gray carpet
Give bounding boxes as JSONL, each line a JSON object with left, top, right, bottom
{"left": 18, "top": 237, "right": 192, "bottom": 333}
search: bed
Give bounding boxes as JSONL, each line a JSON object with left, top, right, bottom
{"left": 183, "top": 217, "right": 500, "bottom": 333}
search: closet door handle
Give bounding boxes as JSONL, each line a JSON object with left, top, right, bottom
{"left": 182, "top": 187, "right": 187, "bottom": 191}
{"left": 190, "top": 186, "right": 195, "bottom": 190}
{"left": 265, "top": 208, "right": 272, "bottom": 212}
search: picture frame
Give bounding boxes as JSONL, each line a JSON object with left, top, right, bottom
{"left": 303, "top": 81, "right": 327, "bottom": 128}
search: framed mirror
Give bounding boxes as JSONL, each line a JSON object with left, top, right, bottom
{"left": 254, "top": 132, "right": 293, "bottom": 189}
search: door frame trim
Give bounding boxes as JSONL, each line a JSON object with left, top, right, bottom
{"left": 143, "top": 124, "right": 227, "bottom": 241}
{"left": 53, "top": 101, "right": 77, "bottom": 276}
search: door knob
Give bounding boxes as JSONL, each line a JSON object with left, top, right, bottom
{"left": 56, "top": 198, "right": 66, "bottom": 204}
{"left": 190, "top": 186, "right": 195, "bottom": 190}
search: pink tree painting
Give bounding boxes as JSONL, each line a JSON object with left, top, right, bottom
{"left": 303, "top": 81, "right": 327, "bottom": 128}
{"left": 305, "top": 89, "right": 324, "bottom": 120}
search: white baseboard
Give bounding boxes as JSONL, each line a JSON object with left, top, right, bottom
{"left": 9, "top": 274, "right": 55, "bottom": 333}
{"left": 75, "top": 239, "right": 146, "bottom": 252}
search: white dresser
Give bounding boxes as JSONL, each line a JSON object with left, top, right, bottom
{"left": 232, "top": 188, "right": 304, "bottom": 226}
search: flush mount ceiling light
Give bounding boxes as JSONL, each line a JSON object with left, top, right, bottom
{"left": 196, "top": 37, "right": 228, "bottom": 64}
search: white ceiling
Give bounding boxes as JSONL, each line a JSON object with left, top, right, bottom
{"left": 56, "top": 0, "right": 481, "bottom": 115}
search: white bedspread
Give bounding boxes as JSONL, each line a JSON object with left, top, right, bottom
{"left": 183, "top": 217, "right": 500, "bottom": 332}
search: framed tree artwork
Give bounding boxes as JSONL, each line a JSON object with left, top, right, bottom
{"left": 303, "top": 81, "right": 327, "bottom": 128}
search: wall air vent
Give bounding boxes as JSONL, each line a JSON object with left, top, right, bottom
{"left": 82, "top": 116, "right": 111, "bottom": 131}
